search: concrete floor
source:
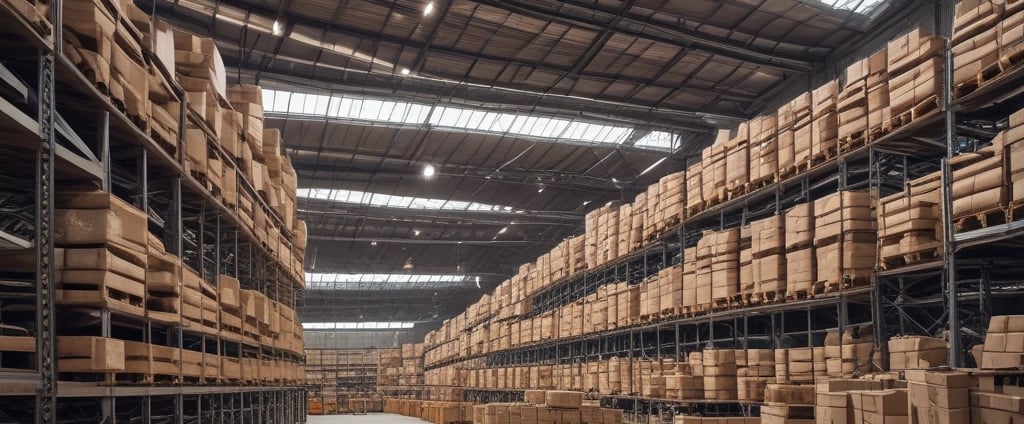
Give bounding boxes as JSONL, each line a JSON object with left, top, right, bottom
{"left": 306, "top": 413, "right": 431, "bottom": 423}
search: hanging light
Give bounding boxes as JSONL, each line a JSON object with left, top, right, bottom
{"left": 403, "top": 257, "right": 414, "bottom": 270}
{"left": 423, "top": 2, "right": 435, "bottom": 16}
{"left": 498, "top": 227, "right": 508, "bottom": 234}
{"left": 475, "top": 276, "right": 481, "bottom": 289}
{"left": 413, "top": 229, "right": 421, "bottom": 236}
{"left": 423, "top": 164, "right": 436, "bottom": 177}
{"left": 400, "top": 67, "right": 411, "bottom": 76}
{"left": 272, "top": 20, "right": 283, "bottom": 35}
{"left": 370, "top": 240, "right": 378, "bottom": 246}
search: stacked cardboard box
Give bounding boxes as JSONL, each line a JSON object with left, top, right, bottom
{"left": 699, "top": 228, "right": 740, "bottom": 307}
{"left": 785, "top": 203, "right": 816, "bottom": 297}
{"left": 906, "top": 370, "right": 974, "bottom": 424}
{"left": 726, "top": 123, "right": 751, "bottom": 196}
{"left": 848, "top": 389, "right": 908, "bottom": 424}
{"left": 778, "top": 93, "right": 811, "bottom": 174}
{"left": 762, "top": 384, "right": 816, "bottom": 424}
{"left": 785, "top": 347, "right": 826, "bottom": 384}
{"left": 837, "top": 50, "right": 889, "bottom": 150}
{"left": 751, "top": 215, "right": 786, "bottom": 301}
{"left": 657, "top": 171, "right": 685, "bottom": 230}
{"left": 823, "top": 327, "right": 876, "bottom": 378}
{"left": 585, "top": 205, "right": 620, "bottom": 268}
{"left": 471, "top": 401, "right": 623, "bottom": 424}
{"left": 1006, "top": 109, "right": 1024, "bottom": 210}
{"left": 701, "top": 131, "right": 730, "bottom": 206}
{"left": 737, "top": 349, "right": 774, "bottom": 402}
{"left": 951, "top": 147, "right": 1006, "bottom": 224}
{"left": 887, "top": 336, "right": 948, "bottom": 370}
{"left": 704, "top": 349, "right": 738, "bottom": 400}
{"left": 749, "top": 115, "right": 779, "bottom": 186}
{"left": 981, "top": 315, "right": 1024, "bottom": 369}
{"left": 739, "top": 225, "right": 754, "bottom": 300}
{"left": 682, "top": 247, "right": 698, "bottom": 314}
{"left": 686, "top": 161, "right": 704, "bottom": 216}
{"left": 665, "top": 363, "right": 703, "bottom": 400}
{"left": 676, "top": 418, "right": 760, "bottom": 424}
{"left": 811, "top": 81, "right": 839, "bottom": 162}
{"left": 887, "top": 27, "right": 943, "bottom": 126}
{"left": 643, "top": 183, "right": 661, "bottom": 243}
{"left": 877, "top": 171, "right": 943, "bottom": 269}
{"left": 813, "top": 191, "right": 877, "bottom": 290}
{"left": 951, "top": 1, "right": 1003, "bottom": 93}
{"left": 815, "top": 379, "right": 885, "bottom": 424}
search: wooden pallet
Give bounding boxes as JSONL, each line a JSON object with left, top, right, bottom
{"left": 839, "top": 129, "right": 869, "bottom": 153}
{"left": 881, "top": 243, "right": 942, "bottom": 270}
{"left": 755, "top": 290, "right": 785, "bottom": 304}
{"left": 56, "top": 273, "right": 146, "bottom": 318}
{"left": 891, "top": 95, "right": 939, "bottom": 129}
{"left": 955, "top": 206, "right": 1009, "bottom": 233}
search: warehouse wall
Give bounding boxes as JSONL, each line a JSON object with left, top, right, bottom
{"left": 304, "top": 329, "right": 430, "bottom": 349}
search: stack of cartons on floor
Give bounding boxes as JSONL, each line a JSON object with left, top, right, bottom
{"left": 676, "top": 418, "right": 760, "bottom": 424}
{"left": 906, "top": 370, "right": 974, "bottom": 424}
{"left": 980, "top": 315, "right": 1024, "bottom": 368}
{"left": 762, "top": 384, "right": 816, "bottom": 424}
{"left": 848, "top": 389, "right": 908, "bottom": 424}
{"left": 887, "top": 335, "right": 948, "bottom": 370}
{"left": 737, "top": 349, "right": 774, "bottom": 402}
{"left": 815, "top": 379, "right": 885, "bottom": 424}
{"left": 887, "top": 27, "right": 943, "bottom": 126}
{"left": 813, "top": 191, "right": 877, "bottom": 291}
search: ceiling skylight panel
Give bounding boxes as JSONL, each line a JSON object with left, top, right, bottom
{"left": 297, "top": 188, "right": 514, "bottom": 213}
{"left": 634, "top": 131, "right": 679, "bottom": 151}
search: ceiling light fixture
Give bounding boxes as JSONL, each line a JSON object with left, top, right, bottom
{"left": 403, "top": 257, "right": 414, "bottom": 270}
{"left": 371, "top": 240, "right": 378, "bottom": 246}
{"left": 423, "top": 2, "right": 435, "bottom": 16}
{"left": 498, "top": 227, "right": 508, "bottom": 234}
{"left": 537, "top": 185, "right": 545, "bottom": 193}
{"left": 639, "top": 157, "right": 669, "bottom": 176}
{"left": 413, "top": 229, "right": 421, "bottom": 236}
{"left": 582, "top": 200, "right": 591, "bottom": 206}
{"left": 400, "top": 67, "right": 411, "bottom": 76}
{"left": 423, "top": 164, "right": 436, "bottom": 177}
{"left": 272, "top": 20, "right": 283, "bottom": 35}
{"left": 475, "top": 276, "right": 481, "bottom": 288}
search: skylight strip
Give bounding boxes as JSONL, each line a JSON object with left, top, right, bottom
{"left": 633, "top": 131, "right": 679, "bottom": 151}
{"left": 262, "top": 89, "right": 640, "bottom": 147}
{"left": 297, "top": 188, "right": 515, "bottom": 213}
{"left": 302, "top": 322, "right": 416, "bottom": 330}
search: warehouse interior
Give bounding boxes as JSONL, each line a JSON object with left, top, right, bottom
{"left": 3, "top": 0, "right": 1024, "bottom": 422}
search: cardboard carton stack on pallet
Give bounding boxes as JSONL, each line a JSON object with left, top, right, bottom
{"left": 811, "top": 81, "right": 840, "bottom": 164}
{"left": 784, "top": 347, "right": 825, "bottom": 384}
{"left": 725, "top": 123, "right": 751, "bottom": 198}
{"left": 657, "top": 170, "right": 685, "bottom": 230}
{"left": 877, "top": 171, "right": 943, "bottom": 270}
{"left": 751, "top": 215, "right": 786, "bottom": 302}
{"left": 686, "top": 161, "right": 704, "bottom": 217}
{"left": 951, "top": 145, "right": 1006, "bottom": 229}
{"left": 739, "top": 225, "right": 754, "bottom": 301}
{"left": 749, "top": 114, "right": 780, "bottom": 188}
{"left": 778, "top": 93, "right": 811, "bottom": 177}
{"left": 887, "top": 27, "right": 943, "bottom": 127}
{"left": 665, "top": 362, "right": 703, "bottom": 400}
{"left": 676, "top": 418, "right": 760, "bottom": 424}
{"left": 952, "top": 1, "right": 1024, "bottom": 97}
{"left": 785, "top": 203, "right": 816, "bottom": 299}
{"left": 813, "top": 191, "right": 877, "bottom": 291}
{"left": 701, "top": 131, "right": 730, "bottom": 207}
{"left": 837, "top": 50, "right": 888, "bottom": 151}
{"left": 1005, "top": 109, "right": 1024, "bottom": 215}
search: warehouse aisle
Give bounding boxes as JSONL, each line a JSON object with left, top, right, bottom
{"left": 306, "top": 413, "right": 432, "bottom": 423}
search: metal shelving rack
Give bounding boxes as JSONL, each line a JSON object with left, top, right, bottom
{"left": 0, "top": 2, "right": 306, "bottom": 422}
{"left": 417, "top": 1, "right": 1024, "bottom": 418}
